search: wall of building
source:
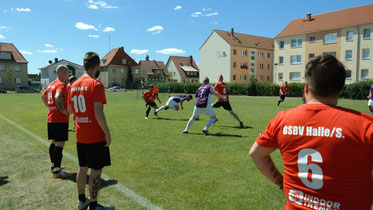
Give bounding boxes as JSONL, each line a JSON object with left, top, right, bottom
{"left": 359, "top": 23, "right": 373, "bottom": 81}
{"left": 341, "top": 26, "right": 359, "bottom": 83}
{"left": 255, "top": 49, "right": 273, "bottom": 83}
{"left": 0, "top": 63, "right": 28, "bottom": 89}
{"left": 167, "top": 61, "right": 182, "bottom": 82}
{"left": 230, "top": 46, "right": 251, "bottom": 83}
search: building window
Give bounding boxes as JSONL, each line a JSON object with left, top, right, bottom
{"left": 345, "top": 70, "right": 352, "bottom": 79}
{"left": 289, "top": 72, "right": 301, "bottom": 81}
{"left": 267, "top": 75, "right": 270, "bottom": 81}
{"left": 259, "top": 52, "right": 263, "bottom": 58}
{"left": 258, "top": 76, "right": 263, "bottom": 81}
{"left": 267, "top": 53, "right": 270, "bottom": 58}
{"left": 278, "top": 73, "right": 283, "bottom": 81}
{"left": 112, "top": 68, "right": 116, "bottom": 74}
{"left": 345, "top": 50, "right": 352, "bottom": 60}
{"left": 323, "top": 52, "right": 336, "bottom": 57}
{"left": 135, "top": 69, "right": 139, "bottom": 74}
{"left": 251, "top": 51, "right": 255, "bottom": 55}
{"left": 0, "top": 65, "right": 4, "bottom": 71}
{"left": 122, "top": 59, "right": 127, "bottom": 65}
{"left": 15, "top": 78, "right": 22, "bottom": 84}
{"left": 363, "top": 29, "right": 371, "bottom": 39}
{"left": 1, "top": 52, "right": 8, "bottom": 60}
{"left": 290, "top": 55, "right": 302, "bottom": 64}
{"left": 309, "top": 54, "right": 315, "bottom": 60}
{"left": 309, "top": 37, "right": 316, "bottom": 43}
{"left": 233, "top": 62, "right": 237, "bottom": 68}
{"left": 280, "top": 41, "right": 285, "bottom": 49}
{"left": 324, "top": 33, "right": 337, "bottom": 44}
{"left": 242, "top": 50, "right": 247, "bottom": 56}
{"left": 180, "top": 63, "right": 184, "bottom": 66}
{"left": 68, "top": 70, "right": 73, "bottom": 75}
{"left": 346, "top": 31, "right": 353, "bottom": 41}
{"left": 361, "top": 69, "right": 369, "bottom": 79}
{"left": 240, "top": 75, "right": 247, "bottom": 81}
{"left": 233, "top": 75, "right": 236, "bottom": 80}
{"left": 121, "top": 69, "right": 124, "bottom": 74}
{"left": 279, "top": 56, "right": 284, "bottom": 65}
{"left": 251, "top": 56, "right": 255, "bottom": 61}
{"left": 362, "top": 49, "right": 370, "bottom": 59}
{"left": 267, "top": 64, "right": 270, "bottom": 69}
{"left": 233, "top": 49, "right": 237, "bottom": 55}
{"left": 250, "top": 68, "right": 254, "bottom": 73}
{"left": 291, "top": 39, "right": 302, "bottom": 48}
{"left": 13, "top": 65, "right": 21, "bottom": 72}
{"left": 112, "top": 78, "right": 116, "bottom": 83}
{"left": 251, "top": 63, "right": 254, "bottom": 67}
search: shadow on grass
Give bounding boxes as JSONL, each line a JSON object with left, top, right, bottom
{"left": 0, "top": 176, "right": 9, "bottom": 186}
{"left": 217, "top": 125, "right": 253, "bottom": 129}
{"left": 61, "top": 173, "right": 118, "bottom": 189}
{"left": 187, "top": 132, "right": 243, "bottom": 138}
{"left": 153, "top": 117, "right": 190, "bottom": 121}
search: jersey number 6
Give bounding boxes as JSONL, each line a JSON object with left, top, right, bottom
{"left": 71, "top": 95, "right": 86, "bottom": 113}
{"left": 297, "top": 148, "right": 324, "bottom": 190}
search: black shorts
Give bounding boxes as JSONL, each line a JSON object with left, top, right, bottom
{"left": 279, "top": 94, "right": 286, "bottom": 101}
{"left": 212, "top": 101, "right": 232, "bottom": 111}
{"left": 77, "top": 141, "right": 111, "bottom": 170}
{"left": 146, "top": 102, "right": 157, "bottom": 107}
{"left": 48, "top": 123, "right": 68, "bottom": 141}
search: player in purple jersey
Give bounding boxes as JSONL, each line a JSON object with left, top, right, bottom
{"left": 183, "top": 77, "right": 226, "bottom": 135}
{"left": 155, "top": 94, "right": 193, "bottom": 114}
{"left": 367, "top": 84, "right": 373, "bottom": 115}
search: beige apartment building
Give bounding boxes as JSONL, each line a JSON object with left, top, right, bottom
{"left": 200, "top": 28, "right": 274, "bottom": 83}
{"left": 274, "top": 4, "right": 373, "bottom": 84}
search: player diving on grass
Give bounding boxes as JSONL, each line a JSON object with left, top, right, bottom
{"left": 183, "top": 76, "right": 226, "bottom": 135}
{"left": 155, "top": 94, "right": 193, "bottom": 114}
{"left": 143, "top": 84, "right": 161, "bottom": 119}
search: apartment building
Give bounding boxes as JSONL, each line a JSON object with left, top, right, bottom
{"left": 274, "top": 4, "right": 373, "bottom": 84}
{"left": 200, "top": 28, "right": 274, "bottom": 83}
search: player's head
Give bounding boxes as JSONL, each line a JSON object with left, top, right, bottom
{"left": 186, "top": 95, "right": 193, "bottom": 101}
{"left": 284, "top": 81, "right": 288, "bottom": 86}
{"left": 69, "top": 76, "right": 77, "bottom": 85}
{"left": 148, "top": 84, "right": 154, "bottom": 91}
{"left": 56, "top": 65, "right": 69, "bottom": 82}
{"left": 83, "top": 52, "right": 100, "bottom": 78}
{"left": 203, "top": 76, "right": 209, "bottom": 85}
{"left": 304, "top": 55, "right": 345, "bottom": 98}
{"left": 218, "top": 74, "right": 223, "bottom": 82}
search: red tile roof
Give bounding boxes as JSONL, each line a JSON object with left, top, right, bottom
{"left": 0, "top": 43, "right": 28, "bottom": 63}
{"left": 139, "top": 60, "right": 170, "bottom": 76}
{"left": 101, "top": 47, "right": 138, "bottom": 66}
{"left": 167, "top": 56, "right": 199, "bottom": 78}
{"left": 276, "top": 4, "right": 373, "bottom": 38}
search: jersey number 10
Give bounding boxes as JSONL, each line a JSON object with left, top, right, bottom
{"left": 71, "top": 95, "right": 86, "bottom": 113}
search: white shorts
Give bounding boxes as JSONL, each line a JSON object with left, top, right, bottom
{"left": 368, "top": 99, "right": 373, "bottom": 106}
{"left": 192, "top": 106, "right": 215, "bottom": 117}
{"left": 166, "top": 98, "right": 178, "bottom": 110}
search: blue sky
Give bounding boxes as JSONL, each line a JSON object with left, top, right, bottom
{"left": 1, "top": 0, "right": 372, "bottom": 74}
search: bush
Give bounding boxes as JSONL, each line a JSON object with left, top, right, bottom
{"left": 286, "top": 83, "right": 304, "bottom": 97}
{"left": 341, "top": 80, "right": 372, "bottom": 99}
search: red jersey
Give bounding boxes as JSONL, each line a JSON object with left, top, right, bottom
{"left": 143, "top": 90, "right": 155, "bottom": 103}
{"left": 214, "top": 82, "right": 229, "bottom": 102}
{"left": 69, "top": 76, "right": 106, "bottom": 144}
{"left": 256, "top": 104, "right": 373, "bottom": 210}
{"left": 43, "top": 79, "right": 69, "bottom": 123}
{"left": 280, "top": 85, "right": 290, "bottom": 96}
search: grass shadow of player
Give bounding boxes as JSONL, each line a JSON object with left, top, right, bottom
{"left": 62, "top": 173, "right": 118, "bottom": 189}
{"left": 0, "top": 176, "right": 9, "bottom": 187}
{"left": 188, "top": 132, "right": 243, "bottom": 138}
{"left": 217, "top": 125, "right": 253, "bottom": 129}
{"left": 153, "top": 117, "right": 190, "bottom": 122}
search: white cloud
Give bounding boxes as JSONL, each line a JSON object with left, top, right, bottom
{"left": 89, "top": 34, "right": 100, "bottom": 38}
{"left": 88, "top": 4, "right": 98, "bottom": 9}
{"left": 88, "top": 0, "right": 118, "bottom": 9}
{"left": 205, "top": 12, "right": 219, "bottom": 16}
{"left": 156, "top": 48, "right": 185, "bottom": 55}
{"left": 75, "top": 22, "right": 96, "bottom": 30}
{"left": 191, "top": 12, "right": 202, "bottom": 18}
{"left": 102, "top": 27, "right": 115, "bottom": 32}
{"left": 56, "top": 48, "right": 64, "bottom": 51}
{"left": 147, "top": 25, "right": 164, "bottom": 34}
{"left": 45, "top": 44, "right": 54, "bottom": 48}
{"left": 38, "top": 49, "right": 57, "bottom": 54}
{"left": 0, "top": 26, "right": 10, "bottom": 31}
{"left": 174, "top": 6, "right": 182, "bottom": 10}
{"left": 19, "top": 50, "right": 32, "bottom": 55}
{"left": 16, "top": 8, "right": 31, "bottom": 12}
{"left": 0, "top": 34, "right": 5, "bottom": 39}
{"left": 210, "top": 21, "right": 219, "bottom": 25}
{"left": 202, "top": 8, "right": 212, "bottom": 11}
{"left": 130, "top": 49, "right": 149, "bottom": 55}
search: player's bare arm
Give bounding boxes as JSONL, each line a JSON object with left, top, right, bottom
{"left": 212, "top": 92, "right": 226, "bottom": 101}
{"left": 180, "top": 100, "right": 184, "bottom": 110}
{"left": 94, "top": 102, "right": 111, "bottom": 147}
{"left": 367, "top": 90, "right": 371, "bottom": 100}
{"left": 68, "top": 104, "right": 73, "bottom": 114}
{"left": 249, "top": 142, "right": 283, "bottom": 190}
{"left": 55, "top": 92, "right": 68, "bottom": 115}
{"left": 41, "top": 94, "right": 48, "bottom": 107}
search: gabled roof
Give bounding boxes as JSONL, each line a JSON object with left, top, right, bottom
{"left": 276, "top": 4, "right": 373, "bottom": 38}
{"left": 167, "top": 56, "right": 199, "bottom": 78}
{"left": 101, "top": 47, "right": 138, "bottom": 67}
{"left": 139, "top": 60, "right": 170, "bottom": 76}
{"left": 39, "top": 59, "right": 83, "bottom": 70}
{"left": 0, "top": 42, "right": 28, "bottom": 63}
{"left": 202, "top": 30, "right": 274, "bottom": 51}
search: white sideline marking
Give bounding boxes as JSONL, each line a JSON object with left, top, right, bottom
{"left": 0, "top": 114, "right": 163, "bottom": 210}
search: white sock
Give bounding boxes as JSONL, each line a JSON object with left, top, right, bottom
{"left": 185, "top": 118, "right": 194, "bottom": 131}
{"left": 204, "top": 118, "right": 215, "bottom": 131}
{"left": 156, "top": 106, "right": 165, "bottom": 113}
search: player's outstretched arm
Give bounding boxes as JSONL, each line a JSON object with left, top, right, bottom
{"left": 180, "top": 100, "right": 184, "bottom": 110}
{"left": 212, "top": 92, "right": 226, "bottom": 101}
{"left": 94, "top": 102, "right": 111, "bottom": 147}
{"left": 41, "top": 94, "right": 48, "bottom": 107}
{"left": 55, "top": 92, "right": 68, "bottom": 115}
{"left": 249, "top": 142, "right": 283, "bottom": 190}
{"left": 367, "top": 89, "right": 371, "bottom": 100}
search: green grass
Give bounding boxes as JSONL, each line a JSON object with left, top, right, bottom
{"left": 0, "top": 91, "right": 369, "bottom": 209}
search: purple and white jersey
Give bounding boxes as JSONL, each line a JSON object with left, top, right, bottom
{"left": 370, "top": 84, "right": 373, "bottom": 100}
{"left": 171, "top": 94, "right": 187, "bottom": 103}
{"left": 195, "top": 84, "right": 215, "bottom": 108}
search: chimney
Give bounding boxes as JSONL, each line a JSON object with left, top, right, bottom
{"left": 231, "top": 28, "right": 234, "bottom": 36}
{"left": 54, "top": 58, "right": 58, "bottom": 63}
{"left": 146, "top": 54, "right": 149, "bottom": 61}
{"left": 48, "top": 60, "right": 53, "bottom": 64}
{"left": 189, "top": 55, "right": 193, "bottom": 66}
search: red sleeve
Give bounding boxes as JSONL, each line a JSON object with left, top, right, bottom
{"left": 214, "top": 83, "right": 218, "bottom": 89}
{"left": 93, "top": 82, "right": 106, "bottom": 104}
{"left": 256, "top": 116, "right": 280, "bottom": 148}
{"left": 43, "top": 88, "right": 48, "bottom": 96}
{"left": 364, "top": 119, "right": 373, "bottom": 164}
{"left": 56, "top": 84, "right": 65, "bottom": 93}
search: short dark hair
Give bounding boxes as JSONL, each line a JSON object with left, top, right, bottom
{"left": 84, "top": 52, "right": 100, "bottom": 70}
{"left": 203, "top": 76, "right": 209, "bottom": 84}
{"left": 187, "top": 95, "right": 193, "bottom": 99}
{"left": 68, "top": 76, "right": 77, "bottom": 83}
{"left": 305, "top": 55, "right": 346, "bottom": 97}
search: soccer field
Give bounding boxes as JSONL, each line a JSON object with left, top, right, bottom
{"left": 0, "top": 91, "right": 369, "bottom": 209}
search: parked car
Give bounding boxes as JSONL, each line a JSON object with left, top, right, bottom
{"left": 108, "top": 86, "right": 127, "bottom": 92}
{"left": 0, "top": 89, "right": 7, "bottom": 94}
{"left": 15, "top": 86, "right": 39, "bottom": 93}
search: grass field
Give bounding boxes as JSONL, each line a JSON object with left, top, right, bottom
{"left": 0, "top": 91, "right": 370, "bottom": 209}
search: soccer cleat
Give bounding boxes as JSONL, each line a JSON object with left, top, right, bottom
{"left": 240, "top": 122, "right": 244, "bottom": 128}
{"left": 182, "top": 130, "right": 188, "bottom": 134}
{"left": 88, "top": 203, "right": 107, "bottom": 210}
{"left": 213, "top": 119, "right": 219, "bottom": 124}
{"left": 78, "top": 198, "right": 90, "bottom": 210}
{"left": 145, "top": 117, "right": 148, "bottom": 120}
{"left": 50, "top": 165, "right": 66, "bottom": 173}
{"left": 53, "top": 170, "right": 72, "bottom": 178}
{"left": 202, "top": 129, "right": 209, "bottom": 135}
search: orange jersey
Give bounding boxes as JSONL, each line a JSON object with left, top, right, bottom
{"left": 43, "top": 79, "right": 69, "bottom": 123}
{"left": 214, "top": 82, "right": 229, "bottom": 102}
{"left": 153, "top": 86, "right": 159, "bottom": 94}
{"left": 256, "top": 104, "right": 373, "bottom": 210}
{"left": 143, "top": 90, "right": 155, "bottom": 103}
{"left": 280, "top": 85, "right": 290, "bottom": 96}
{"left": 69, "top": 76, "right": 106, "bottom": 144}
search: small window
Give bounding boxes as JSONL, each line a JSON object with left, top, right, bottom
{"left": 280, "top": 41, "right": 285, "bottom": 49}
{"left": 135, "top": 69, "right": 139, "bottom": 74}
{"left": 112, "top": 78, "right": 116, "bottom": 83}
{"left": 279, "top": 56, "right": 284, "bottom": 65}
{"left": 122, "top": 59, "right": 127, "bottom": 65}
{"left": 112, "top": 68, "right": 116, "bottom": 74}
{"left": 267, "top": 53, "right": 270, "bottom": 58}
{"left": 233, "top": 62, "right": 237, "bottom": 68}
{"left": 289, "top": 72, "right": 301, "bottom": 81}
{"left": 267, "top": 75, "right": 270, "bottom": 81}
{"left": 15, "top": 78, "right": 22, "bottom": 84}
{"left": 324, "top": 33, "right": 337, "bottom": 44}
{"left": 346, "top": 31, "right": 353, "bottom": 41}
{"left": 233, "top": 75, "right": 236, "bottom": 80}
{"left": 233, "top": 49, "right": 237, "bottom": 55}
{"left": 345, "top": 50, "right": 352, "bottom": 60}
{"left": 180, "top": 63, "right": 184, "bottom": 66}
{"left": 278, "top": 73, "right": 283, "bottom": 81}
{"left": 68, "top": 70, "right": 72, "bottom": 75}
{"left": 361, "top": 69, "right": 369, "bottom": 79}
{"left": 291, "top": 39, "right": 302, "bottom": 48}
{"left": 309, "top": 54, "right": 315, "bottom": 60}
{"left": 251, "top": 56, "right": 255, "bottom": 61}
{"left": 240, "top": 75, "right": 247, "bottom": 81}
{"left": 1, "top": 52, "right": 8, "bottom": 60}
{"left": 251, "top": 51, "right": 255, "bottom": 55}
{"left": 251, "top": 63, "right": 254, "bottom": 67}
{"left": 259, "top": 52, "right": 263, "bottom": 58}
{"left": 13, "top": 65, "right": 21, "bottom": 72}
{"left": 345, "top": 70, "right": 352, "bottom": 79}
{"left": 362, "top": 49, "right": 370, "bottom": 59}
{"left": 290, "top": 55, "right": 302, "bottom": 64}
{"left": 363, "top": 29, "right": 371, "bottom": 39}
{"left": 267, "top": 64, "right": 270, "bottom": 69}
{"left": 242, "top": 50, "right": 247, "bottom": 56}
{"left": 250, "top": 68, "right": 254, "bottom": 73}
{"left": 0, "top": 65, "right": 4, "bottom": 71}
{"left": 310, "top": 37, "right": 315, "bottom": 43}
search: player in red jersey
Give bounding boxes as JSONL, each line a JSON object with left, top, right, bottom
{"left": 250, "top": 55, "right": 373, "bottom": 210}
{"left": 277, "top": 81, "right": 290, "bottom": 107}
{"left": 212, "top": 75, "right": 244, "bottom": 128}
{"left": 69, "top": 52, "right": 111, "bottom": 210}
{"left": 143, "top": 84, "right": 160, "bottom": 119}
{"left": 41, "top": 65, "right": 72, "bottom": 178}
{"left": 153, "top": 84, "right": 162, "bottom": 104}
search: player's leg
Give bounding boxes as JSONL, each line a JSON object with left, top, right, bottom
{"left": 145, "top": 104, "right": 151, "bottom": 119}
{"left": 277, "top": 95, "right": 284, "bottom": 107}
{"left": 183, "top": 107, "right": 199, "bottom": 133}
{"left": 153, "top": 103, "right": 159, "bottom": 116}
{"left": 76, "top": 142, "right": 89, "bottom": 210}
{"left": 88, "top": 168, "right": 102, "bottom": 209}
{"left": 203, "top": 107, "right": 217, "bottom": 135}
{"left": 52, "top": 123, "right": 71, "bottom": 177}
{"left": 48, "top": 123, "right": 56, "bottom": 171}
{"left": 155, "top": 105, "right": 168, "bottom": 113}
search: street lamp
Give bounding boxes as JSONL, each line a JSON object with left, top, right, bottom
{"left": 274, "top": 63, "right": 278, "bottom": 84}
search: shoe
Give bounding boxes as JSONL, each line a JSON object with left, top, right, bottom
{"left": 53, "top": 170, "right": 72, "bottom": 178}
{"left": 145, "top": 117, "right": 148, "bottom": 120}
{"left": 88, "top": 203, "right": 107, "bottom": 210}
{"left": 50, "top": 165, "right": 66, "bottom": 173}
{"left": 240, "top": 122, "right": 244, "bottom": 128}
{"left": 78, "top": 198, "right": 90, "bottom": 210}
{"left": 182, "top": 130, "right": 188, "bottom": 134}
{"left": 202, "top": 129, "right": 209, "bottom": 135}
{"left": 213, "top": 119, "right": 218, "bottom": 124}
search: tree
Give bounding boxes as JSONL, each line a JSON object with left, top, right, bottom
{"left": 123, "top": 66, "right": 134, "bottom": 89}
{"left": 4, "top": 67, "right": 12, "bottom": 82}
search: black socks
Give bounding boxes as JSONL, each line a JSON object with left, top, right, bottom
{"left": 49, "top": 144, "right": 55, "bottom": 164}
{"left": 53, "top": 146, "right": 63, "bottom": 168}
{"left": 89, "top": 201, "right": 97, "bottom": 209}
{"left": 146, "top": 106, "right": 151, "bottom": 117}
{"left": 79, "top": 194, "right": 86, "bottom": 202}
